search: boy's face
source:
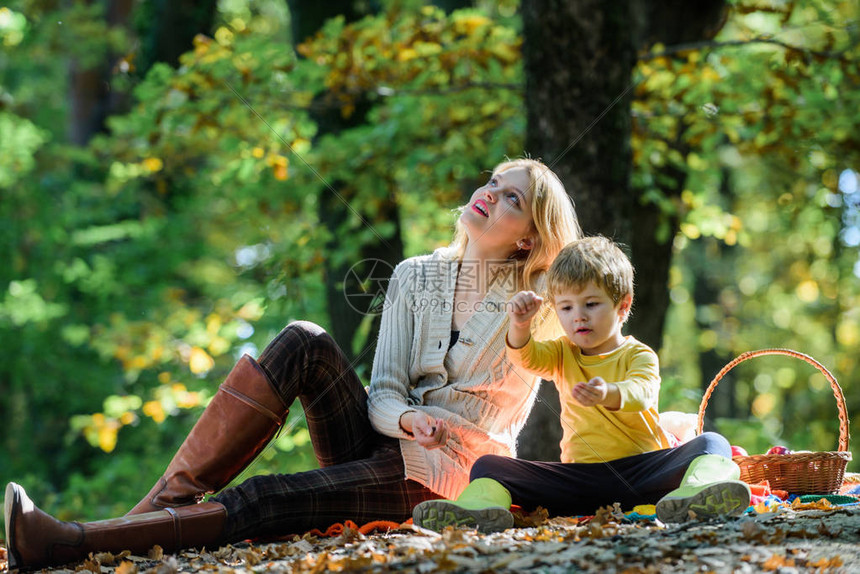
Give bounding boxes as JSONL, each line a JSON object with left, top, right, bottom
{"left": 553, "top": 282, "right": 632, "bottom": 356}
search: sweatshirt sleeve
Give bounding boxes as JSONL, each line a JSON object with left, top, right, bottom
{"left": 367, "top": 260, "right": 417, "bottom": 439}
{"left": 615, "top": 345, "right": 661, "bottom": 412}
{"left": 505, "top": 336, "right": 564, "bottom": 382}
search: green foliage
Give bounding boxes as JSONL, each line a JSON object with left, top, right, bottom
{"left": 642, "top": 1, "right": 860, "bottom": 463}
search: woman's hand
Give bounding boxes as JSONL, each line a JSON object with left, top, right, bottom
{"left": 399, "top": 411, "right": 448, "bottom": 449}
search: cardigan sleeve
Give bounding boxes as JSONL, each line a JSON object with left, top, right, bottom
{"left": 367, "top": 259, "right": 419, "bottom": 440}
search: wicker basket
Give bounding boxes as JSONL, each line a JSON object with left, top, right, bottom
{"left": 696, "top": 348, "right": 852, "bottom": 494}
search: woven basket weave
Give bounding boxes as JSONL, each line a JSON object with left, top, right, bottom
{"left": 696, "top": 348, "right": 852, "bottom": 495}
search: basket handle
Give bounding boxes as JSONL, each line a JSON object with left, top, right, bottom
{"left": 696, "top": 348, "right": 850, "bottom": 452}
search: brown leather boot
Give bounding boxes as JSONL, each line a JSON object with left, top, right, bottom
{"left": 128, "top": 354, "right": 288, "bottom": 515}
{"left": 5, "top": 482, "right": 226, "bottom": 571}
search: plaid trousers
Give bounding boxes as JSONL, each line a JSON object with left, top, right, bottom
{"left": 213, "top": 321, "right": 438, "bottom": 542}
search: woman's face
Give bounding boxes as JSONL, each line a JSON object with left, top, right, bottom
{"left": 460, "top": 167, "right": 535, "bottom": 256}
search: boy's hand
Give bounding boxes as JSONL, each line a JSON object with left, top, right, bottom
{"left": 507, "top": 290, "right": 544, "bottom": 329}
{"left": 572, "top": 377, "right": 609, "bottom": 407}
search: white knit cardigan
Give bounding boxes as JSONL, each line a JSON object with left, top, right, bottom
{"left": 367, "top": 248, "right": 559, "bottom": 499}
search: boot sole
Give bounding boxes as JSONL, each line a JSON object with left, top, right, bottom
{"left": 5, "top": 482, "right": 22, "bottom": 571}
{"left": 413, "top": 500, "right": 513, "bottom": 533}
{"left": 656, "top": 481, "right": 750, "bottom": 523}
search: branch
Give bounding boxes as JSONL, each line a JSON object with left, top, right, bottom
{"left": 641, "top": 36, "right": 858, "bottom": 61}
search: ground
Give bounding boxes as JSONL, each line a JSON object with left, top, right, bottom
{"left": 2, "top": 504, "right": 859, "bottom": 573}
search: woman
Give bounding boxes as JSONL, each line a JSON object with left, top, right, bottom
{"left": 5, "top": 158, "right": 582, "bottom": 570}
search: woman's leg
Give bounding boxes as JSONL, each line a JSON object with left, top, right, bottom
{"left": 472, "top": 433, "right": 732, "bottom": 517}
{"left": 5, "top": 434, "right": 434, "bottom": 570}
{"left": 130, "top": 321, "right": 374, "bottom": 514}
{"left": 256, "top": 321, "right": 378, "bottom": 467}
{"left": 214, "top": 441, "right": 438, "bottom": 541}
{"left": 6, "top": 483, "right": 226, "bottom": 572}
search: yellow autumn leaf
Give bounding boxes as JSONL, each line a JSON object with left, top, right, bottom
{"left": 680, "top": 223, "right": 701, "bottom": 239}
{"left": 273, "top": 164, "right": 289, "bottom": 181}
{"left": 291, "top": 138, "right": 311, "bottom": 154}
{"left": 98, "top": 425, "right": 118, "bottom": 453}
{"left": 143, "top": 400, "right": 166, "bottom": 423}
{"left": 176, "top": 390, "right": 201, "bottom": 409}
{"left": 208, "top": 335, "right": 230, "bottom": 356}
{"left": 795, "top": 280, "right": 819, "bottom": 302}
{"left": 206, "top": 314, "right": 222, "bottom": 335}
{"left": 189, "top": 346, "right": 214, "bottom": 374}
{"left": 397, "top": 48, "right": 418, "bottom": 61}
{"left": 141, "top": 157, "right": 163, "bottom": 172}
{"left": 751, "top": 393, "right": 776, "bottom": 418}
{"left": 836, "top": 320, "right": 859, "bottom": 346}
{"left": 237, "top": 301, "right": 264, "bottom": 321}
{"left": 453, "top": 14, "right": 490, "bottom": 35}
{"left": 214, "top": 26, "right": 233, "bottom": 47}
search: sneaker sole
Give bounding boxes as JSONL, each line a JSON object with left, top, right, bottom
{"left": 413, "top": 500, "right": 514, "bottom": 533}
{"left": 656, "top": 481, "right": 750, "bottom": 523}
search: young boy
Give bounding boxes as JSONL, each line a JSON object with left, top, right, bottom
{"left": 412, "top": 237, "right": 750, "bottom": 532}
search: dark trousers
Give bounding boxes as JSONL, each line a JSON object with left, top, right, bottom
{"left": 471, "top": 432, "right": 732, "bottom": 516}
{"left": 213, "top": 321, "right": 437, "bottom": 541}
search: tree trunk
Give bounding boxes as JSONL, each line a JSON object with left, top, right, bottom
{"left": 517, "top": 0, "right": 726, "bottom": 462}
{"left": 68, "top": 0, "right": 219, "bottom": 146}
{"left": 68, "top": 0, "right": 134, "bottom": 145}
{"left": 134, "top": 0, "right": 219, "bottom": 76}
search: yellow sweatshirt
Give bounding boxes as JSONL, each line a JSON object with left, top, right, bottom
{"left": 506, "top": 335, "right": 672, "bottom": 463}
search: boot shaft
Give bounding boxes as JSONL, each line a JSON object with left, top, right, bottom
{"left": 6, "top": 482, "right": 226, "bottom": 571}
{"left": 128, "top": 354, "right": 287, "bottom": 514}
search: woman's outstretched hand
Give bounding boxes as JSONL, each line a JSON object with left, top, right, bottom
{"left": 400, "top": 411, "right": 448, "bottom": 449}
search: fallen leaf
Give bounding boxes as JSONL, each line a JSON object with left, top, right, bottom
{"left": 74, "top": 556, "right": 101, "bottom": 573}
{"left": 762, "top": 553, "right": 795, "bottom": 570}
{"left": 512, "top": 506, "right": 549, "bottom": 527}
{"left": 809, "top": 555, "right": 843, "bottom": 568}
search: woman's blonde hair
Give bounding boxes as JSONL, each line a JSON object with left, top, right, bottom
{"left": 449, "top": 158, "right": 582, "bottom": 291}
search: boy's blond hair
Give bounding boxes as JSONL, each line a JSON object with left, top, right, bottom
{"left": 547, "top": 236, "right": 633, "bottom": 307}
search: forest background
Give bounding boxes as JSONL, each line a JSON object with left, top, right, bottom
{"left": 1, "top": 0, "right": 859, "bottom": 537}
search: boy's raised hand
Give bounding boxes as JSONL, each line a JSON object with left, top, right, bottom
{"left": 507, "top": 290, "right": 544, "bottom": 328}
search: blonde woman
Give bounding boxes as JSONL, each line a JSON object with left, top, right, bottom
{"left": 6, "top": 159, "right": 581, "bottom": 570}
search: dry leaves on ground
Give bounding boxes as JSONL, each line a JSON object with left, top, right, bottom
{"left": 2, "top": 505, "right": 859, "bottom": 573}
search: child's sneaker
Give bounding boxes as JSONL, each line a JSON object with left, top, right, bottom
{"left": 656, "top": 480, "right": 750, "bottom": 522}
{"left": 412, "top": 477, "right": 515, "bottom": 533}
{"left": 412, "top": 499, "right": 514, "bottom": 533}
{"left": 655, "top": 454, "right": 751, "bottom": 523}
